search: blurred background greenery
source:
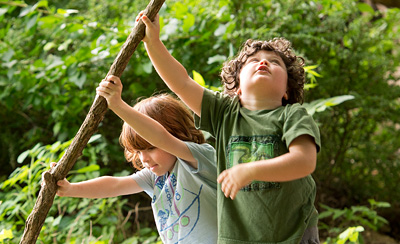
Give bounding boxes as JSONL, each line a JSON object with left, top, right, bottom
{"left": 1, "top": 0, "right": 399, "bottom": 243}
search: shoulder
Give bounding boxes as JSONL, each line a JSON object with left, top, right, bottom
{"left": 132, "top": 168, "right": 155, "bottom": 180}
{"left": 184, "top": 141, "right": 216, "bottom": 157}
{"left": 282, "top": 103, "right": 312, "bottom": 118}
{"left": 203, "top": 89, "right": 239, "bottom": 107}
{"left": 284, "top": 103, "right": 307, "bottom": 112}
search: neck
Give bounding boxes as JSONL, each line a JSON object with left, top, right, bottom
{"left": 239, "top": 97, "right": 282, "bottom": 111}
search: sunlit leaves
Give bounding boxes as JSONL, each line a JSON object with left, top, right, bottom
{"left": 303, "top": 95, "right": 355, "bottom": 116}
{"left": 192, "top": 70, "right": 205, "bottom": 86}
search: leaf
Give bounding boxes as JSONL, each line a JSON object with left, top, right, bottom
{"left": 324, "top": 95, "right": 355, "bottom": 106}
{"left": 0, "top": 8, "right": 8, "bottom": 16}
{"left": 38, "top": 15, "right": 61, "bottom": 28}
{"left": 0, "top": 229, "right": 13, "bottom": 241}
{"left": 69, "top": 70, "right": 87, "bottom": 89}
{"left": 17, "top": 150, "right": 30, "bottom": 164}
{"left": 73, "top": 164, "right": 100, "bottom": 174}
{"left": 142, "top": 61, "right": 153, "bottom": 74}
{"left": 207, "top": 54, "right": 226, "bottom": 64}
{"left": 357, "top": 3, "right": 374, "bottom": 14}
{"left": 162, "top": 18, "right": 179, "bottom": 36}
{"left": 88, "top": 134, "right": 102, "bottom": 144}
{"left": 317, "top": 211, "right": 333, "bottom": 219}
{"left": 303, "top": 95, "right": 355, "bottom": 115}
{"left": 26, "top": 13, "right": 38, "bottom": 30}
{"left": 214, "top": 23, "right": 227, "bottom": 36}
{"left": 192, "top": 70, "right": 205, "bottom": 87}
{"left": 1, "top": 48, "right": 14, "bottom": 62}
{"left": 45, "top": 55, "right": 64, "bottom": 70}
{"left": 43, "top": 42, "right": 57, "bottom": 51}
{"left": 58, "top": 39, "right": 73, "bottom": 51}
{"left": 52, "top": 215, "right": 62, "bottom": 227}
{"left": 182, "top": 13, "right": 195, "bottom": 33}
{"left": 49, "top": 141, "right": 61, "bottom": 152}
{"left": 19, "top": 5, "right": 35, "bottom": 17}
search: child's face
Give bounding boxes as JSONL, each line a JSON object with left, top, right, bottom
{"left": 237, "top": 50, "right": 288, "bottom": 106}
{"left": 138, "top": 147, "right": 177, "bottom": 176}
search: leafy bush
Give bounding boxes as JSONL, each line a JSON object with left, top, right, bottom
{"left": 1, "top": 0, "right": 400, "bottom": 241}
{"left": 319, "top": 199, "right": 391, "bottom": 243}
{"left": 0, "top": 136, "right": 158, "bottom": 243}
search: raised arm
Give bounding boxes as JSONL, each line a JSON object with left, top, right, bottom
{"left": 96, "top": 75, "right": 198, "bottom": 169}
{"left": 138, "top": 13, "right": 204, "bottom": 116}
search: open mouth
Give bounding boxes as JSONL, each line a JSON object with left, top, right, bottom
{"left": 257, "top": 65, "right": 270, "bottom": 73}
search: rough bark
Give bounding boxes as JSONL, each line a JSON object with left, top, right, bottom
{"left": 19, "top": 0, "right": 165, "bottom": 243}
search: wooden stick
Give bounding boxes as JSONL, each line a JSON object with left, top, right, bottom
{"left": 19, "top": 0, "right": 165, "bottom": 242}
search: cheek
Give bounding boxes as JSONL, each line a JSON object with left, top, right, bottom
{"left": 238, "top": 66, "right": 250, "bottom": 83}
{"left": 278, "top": 70, "right": 289, "bottom": 83}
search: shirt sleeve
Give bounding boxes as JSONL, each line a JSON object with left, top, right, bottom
{"left": 178, "top": 142, "right": 218, "bottom": 188}
{"left": 282, "top": 104, "right": 321, "bottom": 152}
{"left": 194, "top": 88, "right": 233, "bottom": 137}
{"left": 131, "top": 168, "right": 155, "bottom": 197}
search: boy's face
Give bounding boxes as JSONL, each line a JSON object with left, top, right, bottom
{"left": 237, "top": 50, "right": 288, "bottom": 108}
{"left": 138, "top": 147, "right": 176, "bottom": 176}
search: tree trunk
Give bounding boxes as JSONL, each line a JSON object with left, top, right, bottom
{"left": 19, "top": 0, "right": 165, "bottom": 243}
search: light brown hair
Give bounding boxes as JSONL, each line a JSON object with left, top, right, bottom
{"left": 220, "top": 38, "right": 306, "bottom": 105}
{"left": 119, "top": 93, "right": 205, "bottom": 170}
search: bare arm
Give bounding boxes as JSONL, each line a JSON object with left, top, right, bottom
{"left": 217, "top": 135, "right": 317, "bottom": 199}
{"left": 139, "top": 14, "right": 204, "bottom": 116}
{"left": 96, "top": 76, "right": 198, "bottom": 168}
{"left": 55, "top": 175, "right": 143, "bottom": 198}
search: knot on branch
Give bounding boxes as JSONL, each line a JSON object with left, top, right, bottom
{"left": 42, "top": 171, "right": 57, "bottom": 192}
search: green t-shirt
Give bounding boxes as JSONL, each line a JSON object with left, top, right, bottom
{"left": 195, "top": 89, "right": 321, "bottom": 244}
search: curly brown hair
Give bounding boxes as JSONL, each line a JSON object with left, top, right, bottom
{"left": 119, "top": 93, "right": 205, "bottom": 170}
{"left": 220, "top": 38, "right": 306, "bottom": 105}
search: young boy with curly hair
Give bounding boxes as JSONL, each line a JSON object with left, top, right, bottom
{"left": 138, "top": 13, "right": 321, "bottom": 244}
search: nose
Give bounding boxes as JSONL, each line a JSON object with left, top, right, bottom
{"left": 259, "top": 59, "right": 269, "bottom": 65}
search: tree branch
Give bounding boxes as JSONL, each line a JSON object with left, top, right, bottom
{"left": 19, "top": 0, "right": 165, "bottom": 243}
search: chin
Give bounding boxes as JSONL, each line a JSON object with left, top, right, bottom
{"left": 153, "top": 171, "right": 166, "bottom": 176}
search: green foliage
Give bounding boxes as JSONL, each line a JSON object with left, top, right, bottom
{"left": 325, "top": 226, "right": 365, "bottom": 244}
{"left": 1, "top": 0, "right": 400, "bottom": 241}
{"left": 303, "top": 95, "right": 355, "bottom": 116}
{"left": 0, "top": 229, "right": 14, "bottom": 243}
{"left": 0, "top": 137, "right": 158, "bottom": 243}
{"left": 0, "top": 0, "right": 153, "bottom": 177}
{"left": 319, "top": 199, "right": 390, "bottom": 243}
{"left": 120, "top": 228, "right": 162, "bottom": 244}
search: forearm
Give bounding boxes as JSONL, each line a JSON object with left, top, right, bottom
{"left": 218, "top": 136, "right": 317, "bottom": 199}
{"left": 144, "top": 39, "right": 203, "bottom": 115}
{"left": 245, "top": 151, "right": 316, "bottom": 182}
{"left": 111, "top": 99, "right": 171, "bottom": 148}
{"left": 144, "top": 39, "right": 190, "bottom": 93}
{"left": 110, "top": 98, "right": 195, "bottom": 162}
{"left": 63, "top": 176, "right": 135, "bottom": 198}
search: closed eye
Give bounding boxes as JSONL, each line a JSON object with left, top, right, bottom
{"left": 270, "top": 59, "right": 281, "bottom": 64}
{"left": 247, "top": 58, "right": 259, "bottom": 64}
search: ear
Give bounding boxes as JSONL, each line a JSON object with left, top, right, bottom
{"left": 283, "top": 92, "right": 289, "bottom": 100}
{"left": 236, "top": 88, "right": 242, "bottom": 97}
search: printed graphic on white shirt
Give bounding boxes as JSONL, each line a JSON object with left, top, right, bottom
{"left": 152, "top": 173, "right": 203, "bottom": 243}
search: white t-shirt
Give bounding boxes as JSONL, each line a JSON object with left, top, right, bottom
{"left": 132, "top": 142, "right": 217, "bottom": 244}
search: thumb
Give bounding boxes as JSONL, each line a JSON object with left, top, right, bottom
{"left": 141, "top": 15, "right": 153, "bottom": 27}
{"left": 57, "top": 180, "right": 66, "bottom": 186}
{"left": 106, "top": 75, "right": 121, "bottom": 86}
